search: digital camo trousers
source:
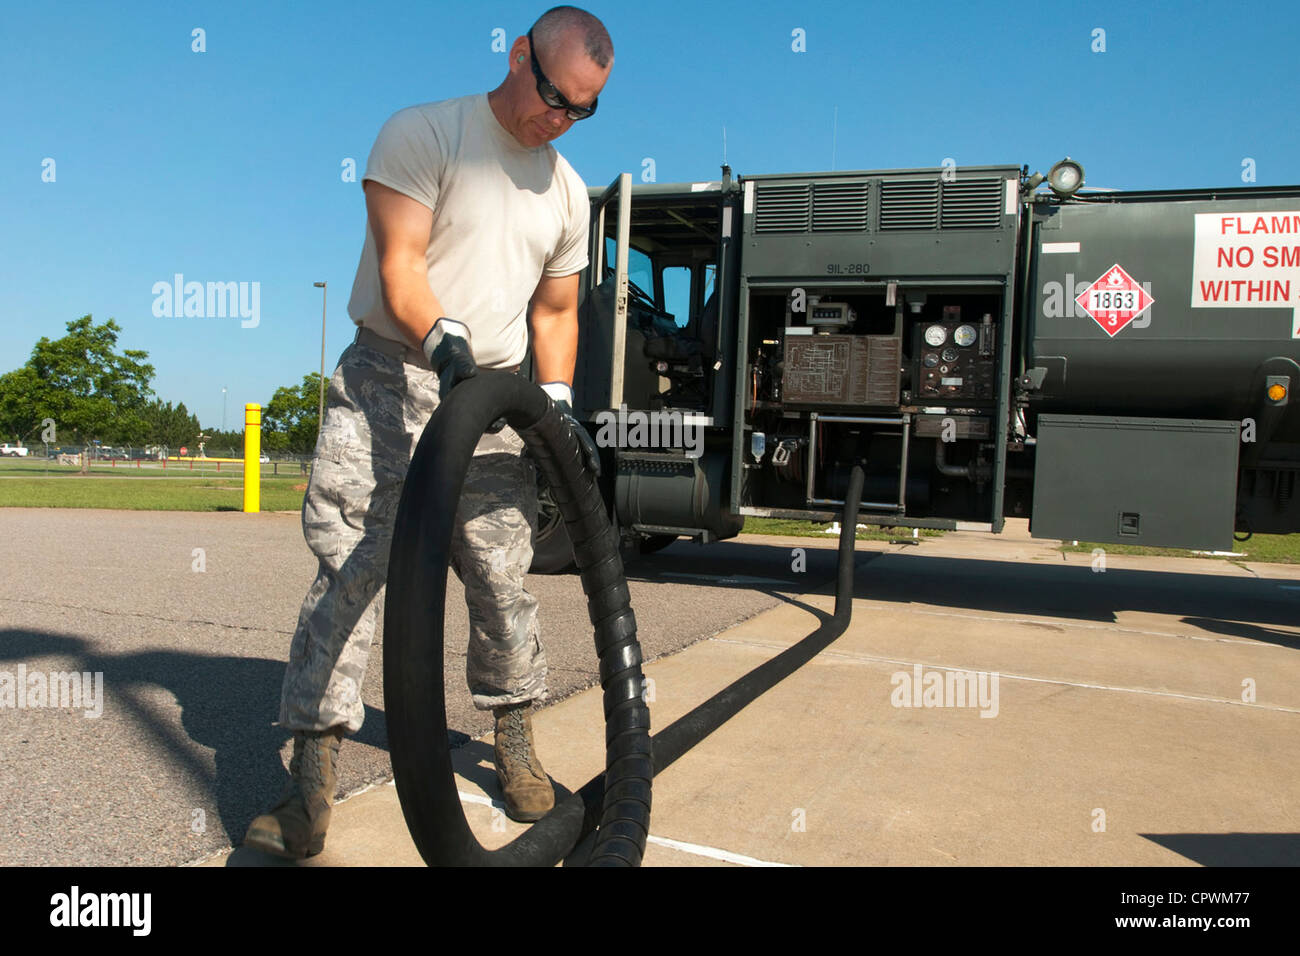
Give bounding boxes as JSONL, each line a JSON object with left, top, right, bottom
{"left": 278, "top": 339, "right": 546, "bottom": 734}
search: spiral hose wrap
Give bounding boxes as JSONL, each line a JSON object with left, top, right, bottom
{"left": 383, "top": 372, "right": 652, "bottom": 866}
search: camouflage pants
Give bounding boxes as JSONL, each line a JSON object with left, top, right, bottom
{"left": 278, "top": 338, "right": 547, "bottom": 734}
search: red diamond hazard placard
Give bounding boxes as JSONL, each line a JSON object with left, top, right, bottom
{"left": 1074, "top": 264, "right": 1154, "bottom": 337}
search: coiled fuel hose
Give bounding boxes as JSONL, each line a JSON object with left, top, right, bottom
{"left": 384, "top": 371, "right": 652, "bottom": 867}
{"left": 385, "top": 370, "right": 867, "bottom": 867}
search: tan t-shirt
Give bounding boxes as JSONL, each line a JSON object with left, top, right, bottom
{"left": 346, "top": 93, "right": 590, "bottom": 368}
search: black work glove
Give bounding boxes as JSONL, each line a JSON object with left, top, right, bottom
{"left": 540, "top": 381, "right": 601, "bottom": 477}
{"left": 422, "top": 317, "right": 477, "bottom": 400}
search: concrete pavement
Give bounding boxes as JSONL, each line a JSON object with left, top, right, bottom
{"left": 209, "top": 521, "right": 1300, "bottom": 867}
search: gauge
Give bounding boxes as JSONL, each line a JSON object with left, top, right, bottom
{"left": 923, "top": 353, "right": 939, "bottom": 368}
{"left": 954, "top": 324, "right": 977, "bottom": 347}
{"left": 941, "top": 347, "right": 959, "bottom": 363}
{"left": 924, "top": 325, "right": 947, "bottom": 347}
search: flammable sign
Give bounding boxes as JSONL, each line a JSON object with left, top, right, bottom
{"left": 1074, "top": 264, "right": 1154, "bottom": 338}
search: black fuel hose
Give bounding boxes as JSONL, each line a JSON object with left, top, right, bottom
{"left": 558, "top": 464, "right": 867, "bottom": 841}
{"left": 383, "top": 371, "right": 652, "bottom": 867}
{"left": 475, "top": 464, "right": 867, "bottom": 857}
{"left": 647, "top": 464, "right": 864, "bottom": 775}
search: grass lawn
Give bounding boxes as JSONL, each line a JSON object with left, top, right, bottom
{"left": 742, "top": 516, "right": 945, "bottom": 542}
{"left": 0, "top": 476, "right": 309, "bottom": 511}
{"left": 1059, "top": 535, "right": 1300, "bottom": 565}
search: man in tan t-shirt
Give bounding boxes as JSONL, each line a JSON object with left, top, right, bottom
{"left": 244, "top": 5, "right": 613, "bottom": 860}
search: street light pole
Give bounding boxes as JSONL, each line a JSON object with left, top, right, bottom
{"left": 314, "top": 281, "right": 327, "bottom": 441}
{"left": 221, "top": 385, "right": 228, "bottom": 432}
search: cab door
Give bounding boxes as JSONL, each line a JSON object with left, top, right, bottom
{"left": 576, "top": 172, "right": 632, "bottom": 419}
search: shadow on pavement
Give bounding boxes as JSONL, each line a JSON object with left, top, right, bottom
{"left": 1141, "top": 832, "right": 1300, "bottom": 866}
{"left": 0, "top": 627, "right": 388, "bottom": 858}
{"left": 633, "top": 541, "right": 1300, "bottom": 647}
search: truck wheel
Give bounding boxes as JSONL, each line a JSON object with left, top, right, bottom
{"left": 531, "top": 467, "right": 577, "bottom": 574}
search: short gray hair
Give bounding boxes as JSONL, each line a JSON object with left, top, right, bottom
{"left": 531, "top": 6, "right": 613, "bottom": 69}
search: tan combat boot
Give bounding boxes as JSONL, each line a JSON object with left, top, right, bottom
{"left": 243, "top": 726, "right": 345, "bottom": 859}
{"left": 492, "top": 702, "right": 555, "bottom": 822}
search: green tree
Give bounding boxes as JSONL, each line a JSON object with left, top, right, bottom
{"left": 141, "top": 399, "right": 201, "bottom": 450}
{"left": 263, "top": 373, "right": 323, "bottom": 455}
{"left": 0, "top": 366, "right": 42, "bottom": 444}
{"left": 0, "top": 315, "right": 155, "bottom": 446}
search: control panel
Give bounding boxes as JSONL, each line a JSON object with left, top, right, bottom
{"left": 912, "top": 308, "right": 997, "bottom": 402}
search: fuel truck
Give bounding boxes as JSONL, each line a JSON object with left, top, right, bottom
{"left": 528, "top": 160, "right": 1300, "bottom": 572}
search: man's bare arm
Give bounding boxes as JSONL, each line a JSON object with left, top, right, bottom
{"left": 529, "top": 272, "right": 579, "bottom": 385}
{"left": 365, "top": 180, "right": 446, "bottom": 352}
{"left": 530, "top": 271, "right": 600, "bottom": 473}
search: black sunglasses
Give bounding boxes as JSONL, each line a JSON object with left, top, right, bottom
{"left": 526, "top": 28, "right": 598, "bottom": 121}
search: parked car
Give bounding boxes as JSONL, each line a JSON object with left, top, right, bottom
{"left": 259, "top": 453, "right": 270, "bottom": 463}
{"left": 0, "top": 444, "right": 30, "bottom": 457}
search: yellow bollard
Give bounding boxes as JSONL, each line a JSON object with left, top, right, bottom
{"left": 243, "top": 403, "right": 261, "bottom": 513}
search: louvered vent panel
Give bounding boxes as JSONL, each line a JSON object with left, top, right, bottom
{"left": 811, "top": 181, "right": 868, "bottom": 232}
{"left": 754, "top": 183, "right": 811, "bottom": 233}
{"left": 879, "top": 180, "right": 939, "bottom": 230}
{"left": 940, "top": 178, "right": 1003, "bottom": 228}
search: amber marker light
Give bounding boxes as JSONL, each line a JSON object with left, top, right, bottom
{"left": 1268, "top": 383, "right": 1287, "bottom": 402}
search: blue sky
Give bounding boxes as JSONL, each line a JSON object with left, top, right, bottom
{"left": 2, "top": 0, "right": 1297, "bottom": 431}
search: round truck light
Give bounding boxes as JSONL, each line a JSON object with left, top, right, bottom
{"left": 1268, "top": 383, "right": 1287, "bottom": 401}
{"left": 1047, "top": 158, "right": 1085, "bottom": 197}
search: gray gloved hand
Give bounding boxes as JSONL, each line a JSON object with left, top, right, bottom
{"left": 422, "top": 318, "right": 477, "bottom": 400}
{"left": 540, "top": 381, "right": 601, "bottom": 477}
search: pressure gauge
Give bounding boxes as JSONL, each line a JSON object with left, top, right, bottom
{"left": 923, "top": 353, "right": 939, "bottom": 368}
{"left": 954, "top": 324, "right": 977, "bottom": 347}
{"left": 924, "top": 325, "right": 947, "bottom": 347}
{"left": 941, "top": 347, "right": 959, "bottom": 363}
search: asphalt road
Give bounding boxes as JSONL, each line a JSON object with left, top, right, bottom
{"left": 0, "top": 508, "right": 830, "bottom": 866}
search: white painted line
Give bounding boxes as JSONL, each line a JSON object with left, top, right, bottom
{"left": 856, "top": 602, "right": 1293, "bottom": 649}
{"left": 709, "top": 639, "right": 1300, "bottom": 714}
{"left": 644, "top": 834, "right": 795, "bottom": 867}
{"left": 452, "top": 790, "right": 795, "bottom": 866}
